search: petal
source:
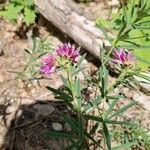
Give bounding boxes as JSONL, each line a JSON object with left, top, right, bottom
{"left": 119, "top": 49, "right": 126, "bottom": 62}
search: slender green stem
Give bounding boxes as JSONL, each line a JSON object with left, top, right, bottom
{"left": 102, "top": 44, "right": 117, "bottom": 66}
{"left": 107, "top": 68, "right": 128, "bottom": 94}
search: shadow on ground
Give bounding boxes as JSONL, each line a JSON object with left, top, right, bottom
{"left": 1, "top": 100, "right": 73, "bottom": 150}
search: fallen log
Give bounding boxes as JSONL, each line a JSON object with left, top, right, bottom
{"left": 34, "top": 0, "right": 111, "bottom": 58}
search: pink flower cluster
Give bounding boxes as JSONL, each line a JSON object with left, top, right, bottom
{"left": 40, "top": 55, "right": 56, "bottom": 74}
{"left": 56, "top": 43, "right": 79, "bottom": 63}
{"left": 40, "top": 43, "right": 80, "bottom": 75}
{"left": 112, "top": 48, "right": 136, "bottom": 67}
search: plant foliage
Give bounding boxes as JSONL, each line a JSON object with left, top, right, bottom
{"left": 0, "top": 0, "right": 36, "bottom": 26}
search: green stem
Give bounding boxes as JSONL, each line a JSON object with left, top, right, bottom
{"left": 107, "top": 68, "right": 128, "bottom": 94}
{"left": 102, "top": 43, "right": 117, "bottom": 66}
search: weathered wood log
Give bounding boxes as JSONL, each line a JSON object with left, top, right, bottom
{"left": 34, "top": 0, "right": 111, "bottom": 58}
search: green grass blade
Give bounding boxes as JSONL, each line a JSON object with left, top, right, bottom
{"left": 83, "top": 96, "right": 103, "bottom": 114}
{"left": 83, "top": 114, "right": 103, "bottom": 123}
{"left": 104, "top": 98, "right": 119, "bottom": 119}
{"left": 84, "top": 131, "right": 102, "bottom": 148}
{"left": 104, "top": 120, "right": 131, "bottom": 125}
{"left": 103, "top": 123, "right": 111, "bottom": 150}
{"left": 75, "top": 78, "right": 82, "bottom": 112}
{"left": 109, "top": 101, "right": 137, "bottom": 119}
{"left": 43, "top": 131, "right": 76, "bottom": 139}
{"left": 60, "top": 76, "right": 70, "bottom": 88}
{"left": 60, "top": 113, "right": 79, "bottom": 133}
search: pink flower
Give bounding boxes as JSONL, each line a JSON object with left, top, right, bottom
{"left": 113, "top": 48, "right": 135, "bottom": 67}
{"left": 40, "top": 55, "right": 56, "bottom": 74}
{"left": 56, "top": 43, "right": 80, "bottom": 63}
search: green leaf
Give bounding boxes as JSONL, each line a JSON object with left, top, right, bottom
{"left": 104, "top": 98, "right": 120, "bottom": 119}
{"left": 84, "top": 131, "right": 102, "bottom": 148}
{"left": 96, "top": 17, "right": 110, "bottom": 28}
{"left": 83, "top": 96, "right": 103, "bottom": 114}
{"left": 60, "top": 113, "right": 78, "bottom": 132}
{"left": 135, "top": 73, "right": 150, "bottom": 82}
{"left": 76, "top": 53, "right": 86, "bottom": 68}
{"left": 73, "top": 53, "right": 86, "bottom": 75}
{"left": 23, "top": 7, "right": 36, "bottom": 26}
{"left": 99, "top": 66, "right": 108, "bottom": 96}
{"left": 78, "top": 117, "right": 84, "bottom": 139}
{"left": 46, "top": 86, "right": 73, "bottom": 102}
{"left": 109, "top": 101, "right": 137, "bottom": 119}
{"left": 43, "top": 130, "right": 76, "bottom": 139}
{"left": 75, "top": 78, "right": 82, "bottom": 112}
{"left": 60, "top": 76, "right": 70, "bottom": 89}
{"left": 89, "top": 122, "right": 99, "bottom": 135}
{"left": 73, "top": 67, "right": 85, "bottom": 75}
{"left": 22, "top": 0, "right": 34, "bottom": 7}
{"left": 103, "top": 123, "right": 111, "bottom": 150}
{"left": 104, "top": 120, "right": 131, "bottom": 125}
{"left": 0, "top": 4, "right": 23, "bottom": 22}
{"left": 83, "top": 114, "right": 103, "bottom": 123}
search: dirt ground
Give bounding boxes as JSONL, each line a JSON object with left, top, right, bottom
{"left": 0, "top": 0, "right": 150, "bottom": 150}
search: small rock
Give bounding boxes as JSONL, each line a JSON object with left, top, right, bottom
{"left": 52, "top": 122, "right": 63, "bottom": 131}
{"left": 16, "top": 109, "right": 23, "bottom": 118}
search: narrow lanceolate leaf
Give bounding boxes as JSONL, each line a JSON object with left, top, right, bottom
{"left": 109, "top": 101, "right": 137, "bottom": 119}
{"left": 60, "top": 113, "right": 78, "bottom": 132}
{"left": 76, "top": 53, "right": 86, "bottom": 68}
{"left": 106, "top": 95, "right": 125, "bottom": 100}
{"left": 104, "top": 120, "right": 131, "bottom": 126}
{"left": 89, "top": 122, "right": 99, "bottom": 135}
{"left": 78, "top": 117, "right": 84, "bottom": 139}
{"left": 99, "top": 66, "right": 108, "bottom": 97}
{"left": 135, "top": 73, "right": 150, "bottom": 82}
{"left": 43, "top": 131, "right": 76, "bottom": 139}
{"left": 46, "top": 86, "right": 73, "bottom": 102}
{"left": 24, "top": 49, "right": 32, "bottom": 55}
{"left": 60, "top": 76, "right": 70, "bottom": 88}
{"left": 84, "top": 131, "right": 102, "bottom": 148}
{"left": 104, "top": 98, "right": 120, "bottom": 119}
{"left": 83, "top": 96, "right": 103, "bottom": 114}
{"left": 73, "top": 67, "right": 85, "bottom": 75}
{"left": 103, "top": 123, "right": 111, "bottom": 150}
{"left": 75, "top": 78, "right": 82, "bottom": 112}
{"left": 83, "top": 115, "right": 103, "bottom": 123}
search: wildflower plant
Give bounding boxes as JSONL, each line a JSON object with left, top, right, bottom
{"left": 41, "top": 43, "right": 145, "bottom": 150}
{"left": 17, "top": 37, "right": 53, "bottom": 81}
